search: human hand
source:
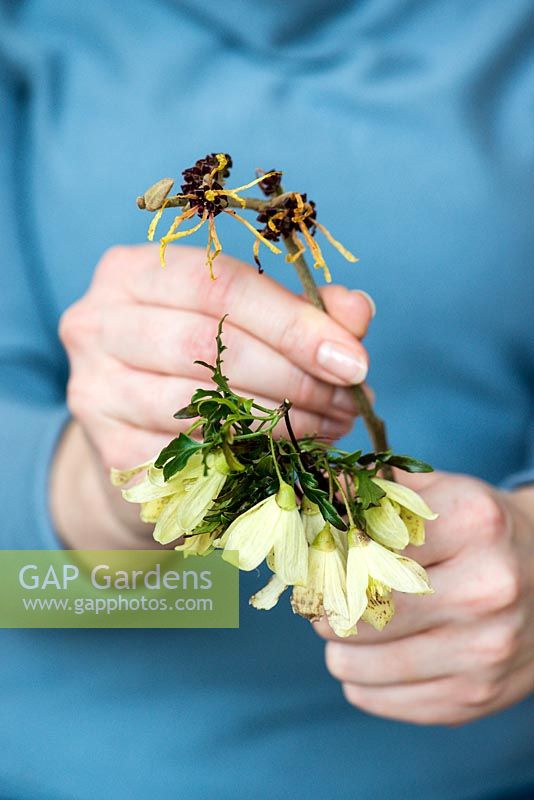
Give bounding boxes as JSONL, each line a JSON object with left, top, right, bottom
{"left": 57, "top": 244, "right": 374, "bottom": 546}
{"left": 316, "top": 471, "right": 534, "bottom": 725}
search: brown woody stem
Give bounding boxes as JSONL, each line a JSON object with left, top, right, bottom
{"left": 282, "top": 234, "right": 393, "bottom": 478}
{"left": 137, "top": 193, "right": 292, "bottom": 213}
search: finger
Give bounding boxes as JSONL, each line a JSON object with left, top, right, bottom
{"left": 88, "top": 413, "right": 173, "bottom": 472}
{"left": 342, "top": 657, "right": 534, "bottom": 726}
{"left": 126, "top": 245, "right": 369, "bottom": 386}
{"left": 316, "top": 285, "right": 375, "bottom": 339}
{"left": 325, "top": 624, "right": 461, "bottom": 685}
{"left": 99, "top": 308, "right": 359, "bottom": 419}
{"left": 341, "top": 675, "right": 464, "bottom": 725}
{"left": 98, "top": 364, "right": 355, "bottom": 441}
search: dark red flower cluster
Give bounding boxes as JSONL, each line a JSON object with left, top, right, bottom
{"left": 256, "top": 194, "right": 317, "bottom": 243}
{"left": 256, "top": 169, "right": 283, "bottom": 197}
{"left": 181, "top": 153, "right": 233, "bottom": 217}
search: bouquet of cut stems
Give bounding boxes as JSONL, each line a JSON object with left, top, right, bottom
{"left": 111, "top": 153, "right": 438, "bottom": 637}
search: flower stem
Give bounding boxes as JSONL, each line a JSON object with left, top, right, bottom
{"left": 282, "top": 234, "right": 393, "bottom": 480}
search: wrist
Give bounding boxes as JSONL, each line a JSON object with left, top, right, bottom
{"left": 50, "top": 419, "right": 154, "bottom": 548}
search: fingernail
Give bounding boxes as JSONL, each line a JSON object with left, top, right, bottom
{"left": 317, "top": 341, "right": 368, "bottom": 384}
{"left": 332, "top": 387, "right": 358, "bottom": 414}
{"left": 354, "top": 290, "right": 376, "bottom": 318}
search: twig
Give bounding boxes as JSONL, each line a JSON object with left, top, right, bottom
{"left": 282, "top": 234, "right": 393, "bottom": 480}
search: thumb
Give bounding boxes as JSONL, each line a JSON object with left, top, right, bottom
{"left": 300, "top": 284, "right": 375, "bottom": 340}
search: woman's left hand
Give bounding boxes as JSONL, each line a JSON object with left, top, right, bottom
{"left": 315, "top": 471, "right": 534, "bottom": 725}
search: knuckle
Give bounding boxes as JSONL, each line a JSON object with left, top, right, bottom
{"left": 470, "top": 491, "right": 507, "bottom": 543}
{"left": 277, "top": 307, "right": 312, "bottom": 364}
{"left": 65, "top": 376, "right": 91, "bottom": 420}
{"left": 466, "top": 559, "right": 522, "bottom": 615}
{"left": 462, "top": 678, "right": 501, "bottom": 708}
{"left": 58, "top": 302, "right": 99, "bottom": 350}
{"left": 474, "top": 627, "right": 519, "bottom": 668}
{"left": 494, "top": 560, "right": 522, "bottom": 609}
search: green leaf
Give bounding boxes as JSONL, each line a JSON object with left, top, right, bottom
{"left": 356, "top": 470, "right": 386, "bottom": 510}
{"left": 173, "top": 402, "right": 199, "bottom": 419}
{"left": 382, "top": 454, "right": 433, "bottom": 473}
{"left": 330, "top": 449, "right": 362, "bottom": 468}
{"left": 154, "top": 434, "right": 205, "bottom": 481}
{"left": 358, "top": 450, "right": 390, "bottom": 466}
{"left": 193, "top": 316, "right": 231, "bottom": 394}
{"left": 298, "top": 471, "right": 347, "bottom": 531}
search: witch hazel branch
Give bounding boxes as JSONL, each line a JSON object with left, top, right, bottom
{"left": 111, "top": 153, "right": 438, "bottom": 637}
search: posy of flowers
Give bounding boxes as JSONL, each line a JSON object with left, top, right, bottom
{"left": 110, "top": 153, "right": 438, "bottom": 637}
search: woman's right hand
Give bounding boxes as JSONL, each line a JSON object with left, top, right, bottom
{"left": 54, "top": 243, "right": 374, "bottom": 548}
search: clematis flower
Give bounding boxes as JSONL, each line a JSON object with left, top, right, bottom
{"left": 291, "top": 523, "right": 354, "bottom": 638}
{"left": 345, "top": 527, "right": 433, "bottom": 630}
{"left": 174, "top": 532, "right": 214, "bottom": 558}
{"left": 300, "top": 496, "right": 326, "bottom": 544}
{"left": 249, "top": 574, "right": 288, "bottom": 611}
{"left": 220, "top": 481, "right": 308, "bottom": 585}
{"left": 146, "top": 153, "right": 282, "bottom": 276}
{"left": 363, "top": 477, "right": 438, "bottom": 548}
{"left": 117, "top": 452, "right": 204, "bottom": 529}
{"left": 152, "top": 450, "right": 230, "bottom": 545}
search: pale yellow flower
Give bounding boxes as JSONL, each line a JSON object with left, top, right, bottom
{"left": 174, "top": 532, "right": 214, "bottom": 558}
{"left": 346, "top": 527, "right": 433, "bottom": 630}
{"left": 249, "top": 574, "right": 288, "bottom": 610}
{"left": 221, "top": 481, "right": 308, "bottom": 585}
{"left": 300, "top": 496, "right": 326, "bottom": 544}
{"left": 363, "top": 477, "right": 438, "bottom": 549}
{"left": 152, "top": 450, "right": 230, "bottom": 545}
{"left": 291, "top": 523, "right": 354, "bottom": 638}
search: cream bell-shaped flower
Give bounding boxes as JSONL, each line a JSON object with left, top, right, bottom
{"left": 249, "top": 574, "right": 288, "bottom": 610}
{"left": 372, "top": 477, "right": 438, "bottom": 546}
{"left": 361, "top": 585, "right": 395, "bottom": 631}
{"left": 300, "top": 496, "right": 326, "bottom": 544}
{"left": 363, "top": 477, "right": 438, "bottom": 549}
{"left": 346, "top": 527, "right": 434, "bottom": 630}
{"left": 174, "top": 532, "right": 214, "bottom": 558}
{"left": 153, "top": 450, "right": 230, "bottom": 545}
{"left": 222, "top": 481, "right": 308, "bottom": 586}
{"left": 119, "top": 452, "right": 205, "bottom": 526}
{"left": 291, "top": 523, "right": 354, "bottom": 638}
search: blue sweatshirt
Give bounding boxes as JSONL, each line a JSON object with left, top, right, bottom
{"left": 0, "top": 1, "right": 533, "bottom": 798}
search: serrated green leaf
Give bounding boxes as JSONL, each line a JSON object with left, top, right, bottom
{"left": 356, "top": 470, "right": 386, "bottom": 510}
{"left": 154, "top": 433, "right": 205, "bottom": 481}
